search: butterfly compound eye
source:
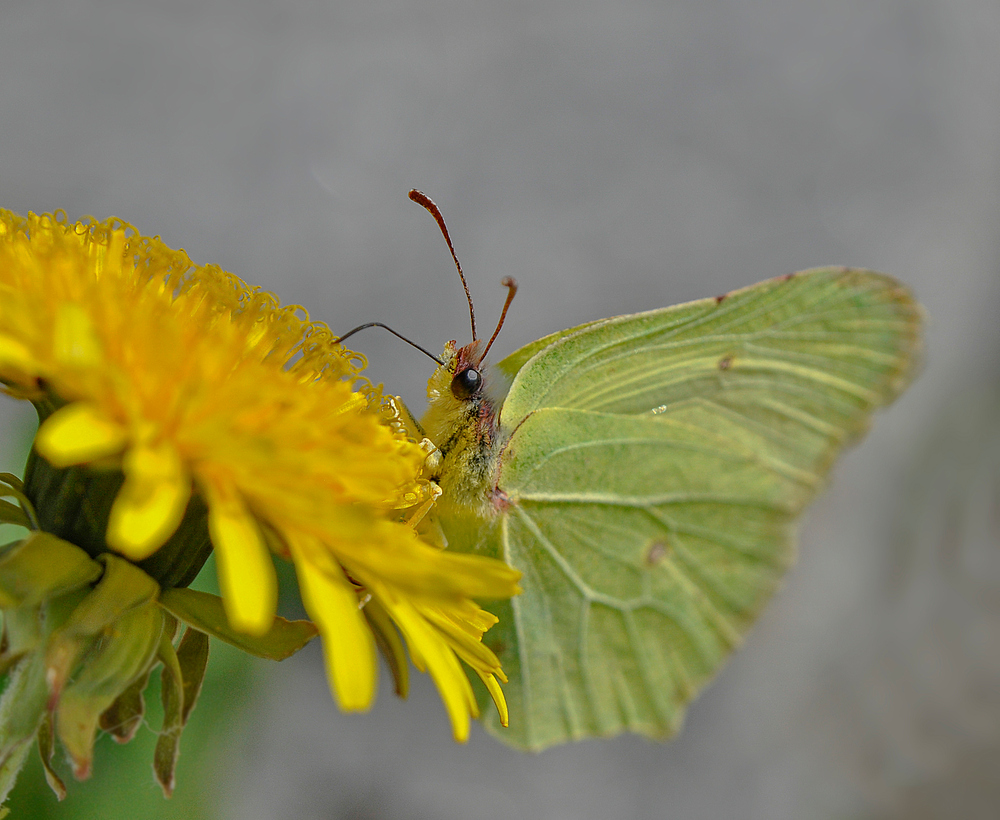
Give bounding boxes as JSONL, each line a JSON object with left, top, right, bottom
{"left": 451, "top": 367, "right": 483, "bottom": 400}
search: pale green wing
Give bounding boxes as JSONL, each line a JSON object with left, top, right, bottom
{"left": 461, "top": 268, "right": 922, "bottom": 750}
{"left": 494, "top": 317, "right": 609, "bottom": 383}
{"left": 500, "top": 268, "right": 920, "bottom": 423}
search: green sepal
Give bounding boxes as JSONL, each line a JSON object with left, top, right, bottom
{"left": 0, "top": 473, "right": 38, "bottom": 531}
{"left": 152, "top": 629, "right": 210, "bottom": 799}
{"left": 158, "top": 588, "right": 317, "bottom": 660}
{"left": 0, "top": 501, "right": 28, "bottom": 531}
{"left": 37, "top": 713, "right": 66, "bottom": 801}
{"left": 1, "top": 607, "right": 38, "bottom": 666}
{"left": 45, "top": 553, "right": 160, "bottom": 701}
{"left": 57, "top": 553, "right": 160, "bottom": 636}
{"left": 0, "top": 532, "right": 102, "bottom": 610}
{"left": 0, "top": 589, "right": 92, "bottom": 780}
{"left": 4, "top": 588, "right": 89, "bottom": 664}
{"left": 0, "top": 473, "right": 27, "bottom": 491}
{"left": 0, "top": 654, "right": 48, "bottom": 775}
{"left": 0, "top": 650, "right": 26, "bottom": 679}
{"left": 362, "top": 598, "right": 409, "bottom": 698}
{"left": 176, "top": 628, "right": 209, "bottom": 726}
{"left": 98, "top": 664, "right": 154, "bottom": 744}
{"left": 55, "top": 600, "right": 164, "bottom": 780}
{"left": 153, "top": 630, "right": 184, "bottom": 798}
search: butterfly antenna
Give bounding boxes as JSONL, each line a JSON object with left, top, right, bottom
{"left": 408, "top": 189, "right": 478, "bottom": 341}
{"left": 334, "top": 321, "right": 444, "bottom": 365}
{"left": 480, "top": 277, "right": 518, "bottom": 362}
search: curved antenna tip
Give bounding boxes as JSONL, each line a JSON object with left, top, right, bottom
{"left": 408, "top": 190, "right": 477, "bottom": 341}
{"left": 480, "top": 277, "right": 519, "bottom": 362}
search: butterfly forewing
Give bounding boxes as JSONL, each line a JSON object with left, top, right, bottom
{"left": 499, "top": 267, "right": 920, "bottom": 424}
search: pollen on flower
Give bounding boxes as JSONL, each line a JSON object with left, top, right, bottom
{"left": 0, "top": 208, "right": 520, "bottom": 743}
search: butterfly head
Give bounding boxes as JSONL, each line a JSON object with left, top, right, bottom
{"left": 423, "top": 338, "right": 500, "bottom": 448}
{"left": 449, "top": 340, "right": 488, "bottom": 400}
{"left": 427, "top": 339, "right": 485, "bottom": 404}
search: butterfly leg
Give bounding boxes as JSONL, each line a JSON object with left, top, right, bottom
{"left": 403, "top": 481, "right": 442, "bottom": 530}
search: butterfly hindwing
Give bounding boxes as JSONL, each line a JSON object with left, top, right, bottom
{"left": 480, "top": 408, "right": 804, "bottom": 748}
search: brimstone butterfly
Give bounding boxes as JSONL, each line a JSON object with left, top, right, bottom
{"left": 396, "top": 191, "right": 923, "bottom": 751}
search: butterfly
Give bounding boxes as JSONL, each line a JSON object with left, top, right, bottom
{"left": 392, "top": 191, "right": 923, "bottom": 751}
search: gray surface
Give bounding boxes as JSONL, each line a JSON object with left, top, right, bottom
{"left": 2, "top": 1, "right": 999, "bottom": 818}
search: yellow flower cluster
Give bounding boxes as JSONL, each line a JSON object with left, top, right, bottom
{"left": 0, "top": 210, "right": 519, "bottom": 740}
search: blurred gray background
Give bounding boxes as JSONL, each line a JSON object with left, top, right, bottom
{"left": 2, "top": 1, "right": 999, "bottom": 818}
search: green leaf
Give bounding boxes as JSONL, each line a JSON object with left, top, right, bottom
{"left": 0, "top": 533, "right": 102, "bottom": 610}
{"left": 431, "top": 268, "right": 923, "bottom": 750}
{"left": 158, "top": 587, "right": 317, "bottom": 660}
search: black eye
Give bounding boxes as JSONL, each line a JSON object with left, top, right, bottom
{"left": 451, "top": 367, "right": 483, "bottom": 399}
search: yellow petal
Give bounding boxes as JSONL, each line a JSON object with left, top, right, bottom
{"left": 35, "top": 403, "right": 128, "bottom": 467}
{"left": 291, "top": 538, "right": 377, "bottom": 711}
{"left": 476, "top": 671, "right": 509, "bottom": 727}
{"left": 54, "top": 303, "right": 103, "bottom": 368}
{"left": 385, "top": 596, "right": 475, "bottom": 741}
{"left": 0, "top": 333, "right": 41, "bottom": 378}
{"left": 420, "top": 606, "right": 503, "bottom": 673}
{"left": 345, "top": 522, "right": 522, "bottom": 601}
{"left": 203, "top": 476, "right": 277, "bottom": 636}
{"left": 107, "top": 443, "right": 190, "bottom": 559}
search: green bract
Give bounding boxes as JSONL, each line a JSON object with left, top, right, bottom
{"left": 0, "top": 474, "right": 318, "bottom": 801}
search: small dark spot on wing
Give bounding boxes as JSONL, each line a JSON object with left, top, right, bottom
{"left": 645, "top": 539, "right": 671, "bottom": 567}
{"left": 715, "top": 293, "right": 727, "bottom": 303}
{"left": 718, "top": 354, "right": 733, "bottom": 371}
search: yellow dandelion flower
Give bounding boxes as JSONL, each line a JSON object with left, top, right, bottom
{"left": 0, "top": 208, "right": 520, "bottom": 799}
